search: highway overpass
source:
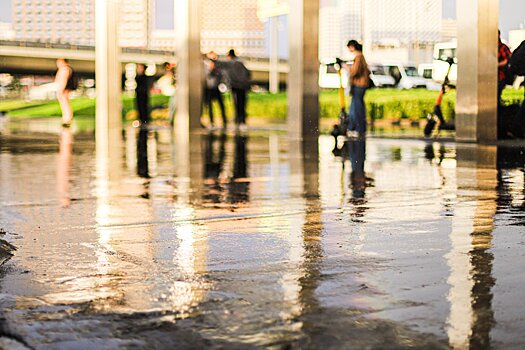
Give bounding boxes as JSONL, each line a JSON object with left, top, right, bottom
{"left": 0, "top": 40, "right": 288, "bottom": 85}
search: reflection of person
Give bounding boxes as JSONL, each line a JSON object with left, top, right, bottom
{"left": 135, "top": 63, "right": 151, "bottom": 124}
{"left": 204, "top": 52, "right": 227, "bottom": 128}
{"left": 55, "top": 58, "right": 74, "bottom": 127}
{"left": 226, "top": 49, "right": 251, "bottom": 131}
{"left": 203, "top": 132, "right": 226, "bottom": 203}
{"left": 57, "top": 128, "right": 73, "bottom": 207}
{"left": 228, "top": 135, "right": 249, "bottom": 203}
{"left": 346, "top": 139, "right": 367, "bottom": 199}
{"left": 498, "top": 30, "right": 511, "bottom": 104}
{"left": 346, "top": 40, "right": 370, "bottom": 137}
{"left": 137, "top": 126, "right": 150, "bottom": 178}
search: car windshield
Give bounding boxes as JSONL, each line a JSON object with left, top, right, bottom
{"left": 404, "top": 66, "right": 419, "bottom": 77}
{"left": 326, "top": 64, "right": 338, "bottom": 74}
{"left": 370, "top": 66, "right": 386, "bottom": 75}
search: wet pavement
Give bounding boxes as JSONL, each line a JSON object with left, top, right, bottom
{"left": 0, "top": 123, "right": 525, "bottom": 349}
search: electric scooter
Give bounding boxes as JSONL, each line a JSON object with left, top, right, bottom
{"left": 331, "top": 57, "right": 349, "bottom": 141}
{"left": 424, "top": 57, "right": 456, "bottom": 137}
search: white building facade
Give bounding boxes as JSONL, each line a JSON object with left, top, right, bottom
{"left": 319, "top": 0, "right": 442, "bottom": 64}
{"left": 12, "top": 0, "right": 152, "bottom": 48}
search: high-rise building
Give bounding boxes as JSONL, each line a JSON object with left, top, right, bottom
{"left": 441, "top": 18, "right": 457, "bottom": 42}
{"left": 319, "top": 0, "right": 442, "bottom": 63}
{"left": 0, "top": 22, "right": 15, "bottom": 40}
{"left": 11, "top": 0, "right": 152, "bottom": 48}
{"left": 201, "top": 0, "right": 266, "bottom": 57}
{"left": 319, "top": 0, "right": 362, "bottom": 61}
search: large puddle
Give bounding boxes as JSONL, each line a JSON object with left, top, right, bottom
{"left": 0, "top": 124, "right": 524, "bottom": 349}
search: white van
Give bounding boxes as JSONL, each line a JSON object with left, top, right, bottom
{"left": 383, "top": 63, "right": 428, "bottom": 89}
{"left": 432, "top": 41, "right": 457, "bottom": 85}
{"left": 418, "top": 64, "right": 442, "bottom": 90}
{"left": 319, "top": 61, "right": 349, "bottom": 89}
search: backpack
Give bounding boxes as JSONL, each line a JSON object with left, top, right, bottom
{"left": 508, "top": 40, "right": 525, "bottom": 77}
{"left": 65, "top": 68, "right": 79, "bottom": 91}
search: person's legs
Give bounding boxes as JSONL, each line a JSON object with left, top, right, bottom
{"left": 167, "top": 92, "right": 177, "bottom": 126}
{"left": 137, "top": 93, "right": 149, "bottom": 123}
{"left": 347, "top": 95, "right": 357, "bottom": 132}
{"left": 238, "top": 89, "right": 247, "bottom": 124}
{"left": 57, "top": 90, "right": 73, "bottom": 125}
{"left": 215, "top": 90, "right": 227, "bottom": 126}
{"left": 206, "top": 88, "right": 214, "bottom": 125}
{"left": 353, "top": 87, "right": 367, "bottom": 134}
{"left": 232, "top": 88, "right": 241, "bottom": 125}
{"left": 498, "top": 80, "right": 506, "bottom": 105}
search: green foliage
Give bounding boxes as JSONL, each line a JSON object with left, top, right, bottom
{"left": 3, "top": 88, "right": 524, "bottom": 123}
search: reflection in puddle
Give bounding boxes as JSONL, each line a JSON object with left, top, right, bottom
{"left": 0, "top": 127, "right": 524, "bottom": 348}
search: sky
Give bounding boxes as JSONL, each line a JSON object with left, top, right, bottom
{"left": 0, "top": 0, "right": 524, "bottom": 39}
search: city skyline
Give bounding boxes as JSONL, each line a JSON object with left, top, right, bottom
{"left": 1, "top": 0, "right": 524, "bottom": 41}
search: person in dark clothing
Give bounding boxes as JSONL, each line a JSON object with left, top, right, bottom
{"left": 498, "top": 30, "right": 512, "bottom": 105}
{"left": 226, "top": 49, "right": 251, "bottom": 131}
{"left": 204, "top": 52, "right": 227, "bottom": 128}
{"left": 135, "top": 63, "right": 151, "bottom": 124}
{"left": 137, "top": 126, "right": 150, "bottom": 178}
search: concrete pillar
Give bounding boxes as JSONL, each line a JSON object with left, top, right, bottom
{"left": 456, "top": 0, "right": 499, "bottom": 143}
{"left": 95, "top": 0, "right": 122, "bottom": 180}
{"left": 175, "top": 0, "right": 203, "bottom": 137}
{"left": 269, "top": 17, "right": 280, "bottom": 94}
{"left": 95, "top": 0, "right": 121, "bottom": 143}
{"left": 287, "top": 0, "right": 319, "bottom": 140}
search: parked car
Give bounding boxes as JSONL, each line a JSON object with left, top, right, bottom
{"left": 383, "top": 63, "right": 428, "bottom": 89}
{"left": 369, "top": 65, "right": 396, "bottom": 88}
{"left": 319, "top": 61, "right": 395, "bottom": 89}
{"left": 418, "top": 64, "right": 442, "bottom": 90}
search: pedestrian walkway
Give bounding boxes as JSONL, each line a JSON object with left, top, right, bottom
{"left": 0, "top": 125, "right": 524, "bottom": 349}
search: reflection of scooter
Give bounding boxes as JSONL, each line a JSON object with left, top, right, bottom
{"left": 331, "top": 58, "right": 349, "bottom": 140}
{"left": 424, "top": 57, "right": 456, "bottom": 137}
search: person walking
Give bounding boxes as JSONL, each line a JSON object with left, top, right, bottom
{"left": 498, "top": 30, "right": 512, "bottom": 105}
{"left": 55, "top": 58, "right": 75, "bottom": 127}
{"left": 226, "top": 49, "right": 251, "bottom": 131}
{"left": 346, "top": 40, "right": 370, "bottom": 138}
{"left": 135, "top": 63, "right": 151, "bottom": 125}
{"left": 204, "top": 52, "right": 227, "bottom": 129}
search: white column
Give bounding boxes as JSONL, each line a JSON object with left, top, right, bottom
{"left": 95, "top": 0, "right": 121, "bottom": 144}
{"left": 287, "top": 0, "right": 320, "bottom": 140}
{"left": 175, "top": 0, "right": 203, "bottom": 137}
{"left": 456, "top": 0, "right": 499, "bottom": 142}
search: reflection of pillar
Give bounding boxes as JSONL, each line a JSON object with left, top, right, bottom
{"left": 456, "top": 0, "right": 499, "bottom": 142}
{"left": 269, "top": 17, "right": 279, "bottom": 94}
{"left": 170, "top": 133, "right": 207, "bottom": 311}
{"left": 446, "top": 145, "right": 497, "bottom": 349}
{"left": 298, "top": 139, "right": 321, "bottom": 313}
{"left": 175, "top": 0, "right": 203, "bottom": 136}
{"left": 288, "top": 0, "right": 319, "bottom": 140}
{"left": 284, "top": 137, "right": 321, "bottom": 318}
{"left": 95, "top": 0, "right": 121, "bottom": 141}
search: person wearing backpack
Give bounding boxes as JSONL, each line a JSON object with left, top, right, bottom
{"left": 55, "top": 58, "right": 76, "bottom": 127}
{"left": 225, "top": 49, "right": 251, "bottom": 131}
{"left": 498, "top": 31, "right": 512, "bottom": 105}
